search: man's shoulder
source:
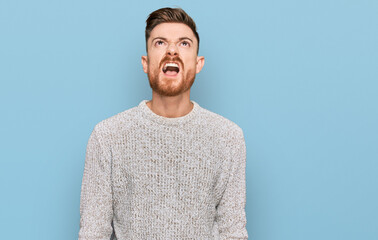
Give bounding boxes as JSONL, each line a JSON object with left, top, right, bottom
{"left": 92, "top": 105, "right": 139, "bottom": 135}
{"left": 198, "top": 105, "right": 244, "bottom": 136}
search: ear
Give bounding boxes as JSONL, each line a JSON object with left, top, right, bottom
{"left": 141, "top": 55, "right": 148, "bottom": 73}
{"left": 195, "top": 56, "right": 205, "bottom": 74}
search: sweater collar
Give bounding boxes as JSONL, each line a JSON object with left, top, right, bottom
{"left": 138, "top": 99, "right": 200, "bottom": 126}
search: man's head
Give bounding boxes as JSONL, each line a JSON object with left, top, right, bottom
{"left": 145, "top": 7, "right": 200, "bottom": 54}
{"left": 142, "top": 8, "right": 204, "bottom": 97}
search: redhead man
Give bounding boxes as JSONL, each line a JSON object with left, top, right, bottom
{"left": 79, "top": 7, "right": 248, "bottom": 240}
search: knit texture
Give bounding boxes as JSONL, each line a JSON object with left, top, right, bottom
{"left": 79, "top": 100, "right": 248, "bottom": 240}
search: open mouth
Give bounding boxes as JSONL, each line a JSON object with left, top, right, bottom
{"left": 162, "top": 62, "right": 180, "bottom": 76}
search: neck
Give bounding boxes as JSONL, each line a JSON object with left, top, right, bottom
{"left": 146, "top": 90, "right": 193, "bottom": 118}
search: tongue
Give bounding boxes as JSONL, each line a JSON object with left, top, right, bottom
{"left": 165, "top": 70, "right": 177, "bottom": 76}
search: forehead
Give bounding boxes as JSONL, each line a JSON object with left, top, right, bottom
{"left": 149, "top": 22, "right": 197, "bottom": 42}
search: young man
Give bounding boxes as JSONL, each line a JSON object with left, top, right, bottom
{"left": 79, "top": 7, "right": 248, "bottom": 240}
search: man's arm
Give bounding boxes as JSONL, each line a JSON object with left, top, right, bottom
{"left": 216, "top": 128, "right": 248, "bottom": 239}
{"left": 79, "top": 127, "right": 114, "bottom": 240}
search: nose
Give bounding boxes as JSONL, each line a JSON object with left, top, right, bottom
{"left": 166, "top": 43, "right": 178, "bottom": 56}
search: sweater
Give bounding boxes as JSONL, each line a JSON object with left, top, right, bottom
{"left": 79, "top": 100, "right": 248, "bottom": 240}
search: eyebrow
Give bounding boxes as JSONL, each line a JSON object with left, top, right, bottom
{"left": 151, "top": 37, "right": 194, "bottom": 43}
{"left": 151, "top": 37, "right": 167, "bottom": 42}
{"left": 179, "top": 37, "right": 193, "bottom": 43}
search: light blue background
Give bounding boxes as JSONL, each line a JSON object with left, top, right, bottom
{"left": 1, "top": 0, "right": 377, "bottom": 239}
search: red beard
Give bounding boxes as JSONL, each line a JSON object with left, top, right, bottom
{"left": 147, "top": 55, "right": 196, "bottom": 97}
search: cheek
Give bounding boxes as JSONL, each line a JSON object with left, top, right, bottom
{"left": 147, "top": 59, "right": 160, "bottom": 72}
{"left": 149, "top": 53, "right": 165, "bottom": 67}
{"left": 183, "top": 56, "right": 198, "bottom": 69}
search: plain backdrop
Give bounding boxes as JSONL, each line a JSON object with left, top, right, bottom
{"left": 1, "top": 0, "right": 377, "bottom": 239}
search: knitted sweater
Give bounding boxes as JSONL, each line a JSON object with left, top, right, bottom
{"left": 79, "top": 100, "right": 248, "bottom": 240}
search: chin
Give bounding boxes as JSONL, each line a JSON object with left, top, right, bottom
{"left": 158, "top": 83, "right": 185, "bottom": 96}
{"left": 148, "top": 71, "right": 195, "bottom": 97}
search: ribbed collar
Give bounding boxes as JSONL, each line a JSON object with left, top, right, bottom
{"left": 138, "top": 99, "right": 200, "bottom": 126}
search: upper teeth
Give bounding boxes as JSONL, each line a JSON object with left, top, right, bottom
{"left": 165, "top": 63, "right": 178, "bottom": 68}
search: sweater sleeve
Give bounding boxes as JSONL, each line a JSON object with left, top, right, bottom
{"left": 216, "top": 129, "right": 248, "bottom": 239}
{"left": 79, "top": 127, "right": 114, "bottom": 240}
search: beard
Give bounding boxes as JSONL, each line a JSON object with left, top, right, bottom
{"left": 147, "top": 56, "right": 196, "bottom": 97}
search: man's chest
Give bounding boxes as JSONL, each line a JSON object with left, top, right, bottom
{"left": 110, "top": 131, "right": 228, "bottom": 203}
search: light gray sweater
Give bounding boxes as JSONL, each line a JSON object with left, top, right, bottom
{"left": 79, "top": 100, "right": 248, "bottom": 240}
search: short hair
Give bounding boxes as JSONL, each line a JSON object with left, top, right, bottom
{"left": 145, "top": 7, "right": 200, "bottom": 54}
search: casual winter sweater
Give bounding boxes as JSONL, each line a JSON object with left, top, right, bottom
{"left": 79, "top": 100, "right": 248, "bottom": 240}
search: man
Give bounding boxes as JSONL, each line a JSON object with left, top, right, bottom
{"left": 79, "top": 7, "right": 248, "bottom": 240}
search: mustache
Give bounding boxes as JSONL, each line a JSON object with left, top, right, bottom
{"left": 159, "top": 55, "right": 184, "bottom": 69}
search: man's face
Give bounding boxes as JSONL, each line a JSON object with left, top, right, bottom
{"left": 142, "top": 23, "right": 204, "bottom": 97}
